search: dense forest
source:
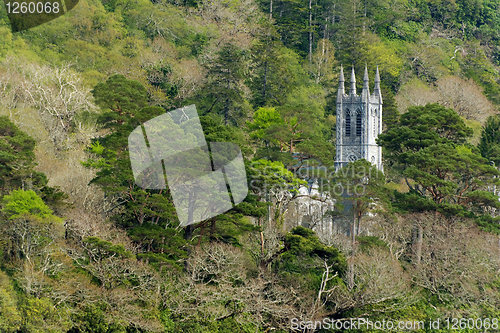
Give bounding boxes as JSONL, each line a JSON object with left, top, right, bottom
{"left": 3, "top": 0, "right": 500, "bottom": 331}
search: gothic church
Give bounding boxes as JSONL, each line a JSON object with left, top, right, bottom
{"left": 335, "top": 66, "right": 383, "bottom": 172}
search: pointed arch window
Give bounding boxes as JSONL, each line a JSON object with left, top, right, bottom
{"left": 345, "top": 111, "right": 351, "bottom": 136}
{"left": 356, "top": 112, "right": 362, "bottom": 136}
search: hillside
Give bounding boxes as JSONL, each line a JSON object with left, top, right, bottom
{"left": 2, "top": 0, "right": 500, "bottom": 331}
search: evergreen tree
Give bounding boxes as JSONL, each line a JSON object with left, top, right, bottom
{"left": 479, "top": 115, "right": 500, "bottom": 167}
{"left": 378, "top": 103, "right": 500, "bottom": 215}
{"left": 200, "top": 43, "right": 247, "bottom": 125}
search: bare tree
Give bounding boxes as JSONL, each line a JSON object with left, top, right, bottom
{"left": 435, "top": 75, "right": 496, "bottom": 123}
{"left": 372, "top": 213, "right": 413, "bottom": 260}
{"left": 0, "top": 61, "right": 27, "bottom": 115}
{"left": 395, "top": 78, "right": 440, "bottom": 113}
{"left": 396, "top": 75, "right": 496, "bottom": 124}
{"left": 163, "top": 243, "right": 302, "bottom": 330}
{"left": 2, "top": 215, "right": 66, "bottom": 297}
{"left": 329, "top": 248, "right": 416, "bottom": 317}
{"left": 412, "top": 215, "right": 500, "bottom": 308}
{"left": 63, "top": 242, "right": 165, "bottom": 331}
{"left": 21, "top": 63, "right": 96, "bottom": 149}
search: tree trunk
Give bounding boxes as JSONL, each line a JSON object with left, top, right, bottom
{"left": 497, "top": 235, "right": 500, "bottom": 270}
{"left": 363, "top": 0, "right": 366, "bottom": 34}
{"left": 259, "top": 217, "right": 265, "bottom": 256}
{"left": 348, "top": 209, "right": 356, "bottom": 289}
{"left": 224, "top": 98, "right": 229, "bottom": 125}
{"left": 210, "top": 218, "right": 217, "bottom": 241}
{"left": 262, "top": 61, "right": 268, "bottom": 103}
{"left": 184, "top": 224, "right": 194, "bottom": 240}
{"left": 415, "top": 224, "right": 423, "bottom": 266}
{"left": 348, "top": 223, "right": 355, "bottom": 289}
{"left": 308, "top": 0, "right": 313, "bottom": 64}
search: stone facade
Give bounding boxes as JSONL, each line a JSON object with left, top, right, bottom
{"left": 335, "top": 66, "right": 383, "bottom": 172}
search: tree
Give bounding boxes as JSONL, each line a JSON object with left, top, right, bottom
{"left": 395, "top": 76, "right": 496, "bottom": 124}
{"left": 379, "top": 103, "right": 499, "bottom": 212}
{"left": 19, "top": 297, "right": 72, "bottom": 333}
{"left": 250, "top": 85, "right": 335, "bottom": 173}
{"left": 1, "top": 190, "right": 65, "bottom": 298}
{"left": 0, "top": 271, "right": 21, "bottom": 333}
{"left": 22, "top": 63, "right": 96, "bottom": 150}
{"left": 306, "top": 39, "right": 337, "bottom": 85}
{"left": 199, "top": 43, "right": 247, "bottom": 125}
{"left": 88, "top": 75, "right": 175, "bottom": 227}
{"left": 92, "top": 74, "right": 149, "bottom": 131}
{"left": 435, "top": 75, "right": 496, "bottom": 123}
{"left": 2, "top": 190, "right": 54, "bottom": 219}
{"left": 248, "top": 27, "right": 308, "bottom": 107}
{"left": 0, "top": 116, "right": 68, "bottom": 212}
{"left": 378, "top": 103, "right": 500, "bottom": 265}
{"left": 479, "top": 115, "right": 500, "bottom": 167}
{"left": 246, "top": 158, "right": 306, "bottom": 266}
{"left": 0, "top": 117, "right": 44, "bottom": 195}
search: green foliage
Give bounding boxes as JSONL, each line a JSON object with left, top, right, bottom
{"left": 5, "top": 0, "right": 500, "bottom": 329}
{"left": 129, "top": 224, "right": 187, "bottom": 270}
{"left": 247, "top": 107, "right": 283, "bottom": 140}
{"left": 19, "top": 297, "right": 72, "bottom": 333}
{"left": 277, "top": 226, "right": 346, "bottom": 290}
{"left": 199, "top": 115, "right": 251, "bottom": 155}
{"left": 85, "top": 76, "right": 175, "bottom": 228}
{"left": 356, "top": 235, "right": 388, "bottom": 253}
{"left": 461, "top": 45, "right": 500, "bottom": 104}
{"left": 475, "top": 214, "right": 500, "bottom": 234}
{"left": 0, "top": 270, "right": 21, "bottom": 332}
{"left": 479, "top": 114, "right": 500, "bottom": 166}
{"left": 70, "top": 303, "right": 127, "bottom": 333}
{"left": 82, "top": 237, "right": 135, "bottom": 260}
{"left": 248, "top": 30, "right": 308, "bottom": 107}
{"left": 378, "top": 103, "right": 473, "bottom": 160}
{"left": 162, "top": 312, "right": 260, "bottom": 333}
{"left": 251, "top": 85, "right": 335, "bottom": 171}
{"left": 0, "top": 117, "right": 69, "bottom": 213}
{"left": 247, "top": 159, "right": 307, "bottom": 199}
{"left": 379, "top": 103, "right": 500, "bottom": 216}
{"left": 92, "top": 74, "right": 149, "bottom": 130}
{"left": 0, "top": 116, "right": 46, "bottom": 195}
{"left": 198, "top": 43, "right": 248, "bottom": 125}
{"left": 381, "top": 86, "right": 399, "bottom": 131}
{"left": 2, "top": 189, "right": 54, "bottom": 220}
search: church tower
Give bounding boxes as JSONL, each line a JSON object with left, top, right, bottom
{"left": 335, "top": 65, "right": 383, "bottom": 172}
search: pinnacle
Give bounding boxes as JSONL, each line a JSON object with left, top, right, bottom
{"left": 349, "top": 66, "right": 356, "bottom": 95}
{"left": 375, "top": 66, "right": 380, "bottom": 82}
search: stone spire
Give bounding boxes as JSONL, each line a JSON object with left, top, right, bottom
{"left": 373, "top": 66, "right": 382, "bottom": 104}
{"left": 362, "top": 65, "right": 370, "bottom": 100}
{"left": 337, "top": 65, "right": 345, "bottom": 103}
{"left": 349, "top": 66, "right": 356, "bottom": 95}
